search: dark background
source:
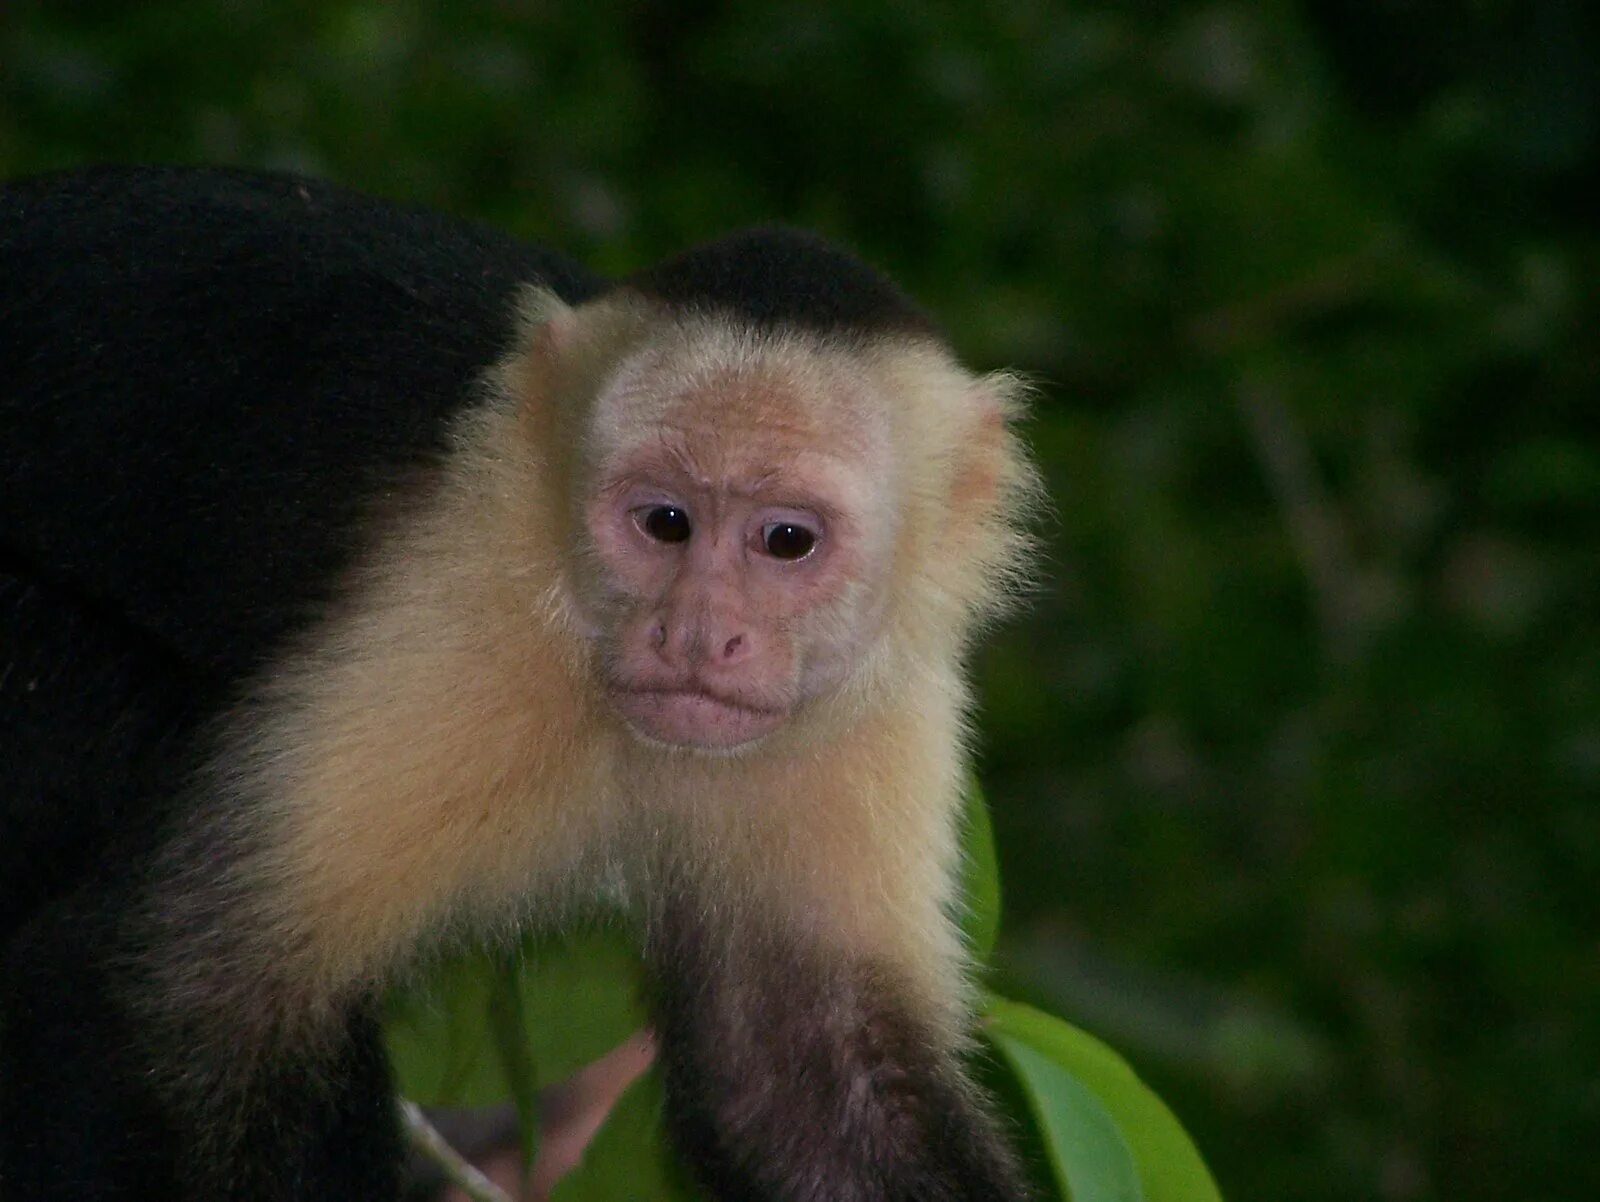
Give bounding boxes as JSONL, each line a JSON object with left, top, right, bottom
{"left": 4, "top": 3, "right": 1596, "bottom": 1200}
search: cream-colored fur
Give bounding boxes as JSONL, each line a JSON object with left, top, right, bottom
{"left": 165, "top": 291, "right": 1037, "bottom": 1057}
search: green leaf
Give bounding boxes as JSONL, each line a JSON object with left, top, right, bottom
{"left": 959, "top": 775, "right": 1003, "bottom": 964}
{"left": 985, "top": 998, "right": 1223, "bottom": 1202}
{"left": 385, "top": 949, "right": 505, "bottom": 1107}
{"left": 992, "top": 1027, "right": 1143, "bottom": 1202}
{"left": 385, "top": 925, "right": 648, "bottom": 1107}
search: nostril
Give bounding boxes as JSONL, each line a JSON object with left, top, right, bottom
{"left": 650, "top": 621, "right": 668, "bottom": 649}
{"left": 722, "top": 634, "right": 744, "bottom": 660}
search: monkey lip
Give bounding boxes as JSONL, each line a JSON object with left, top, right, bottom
{"left": 609, "top": 684, "right": 788, "bottom": 751}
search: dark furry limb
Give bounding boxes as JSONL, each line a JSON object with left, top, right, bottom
{"left": 1, "top": 879, "right": 399, "bottom": 1201}
{"left": 647, "top": 895, "right": 1029, "bottom": 1202}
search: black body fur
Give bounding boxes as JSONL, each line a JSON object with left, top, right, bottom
{"left": 0, "top": 166, "right": 1022, "bottom": 1200}
{"left": 2, "top": 165, "right": 595, "bottom": 1199}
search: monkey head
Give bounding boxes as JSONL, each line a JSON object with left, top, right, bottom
{"left": 516, "top": 284, "right": 1033, "bottom": 756}
{"left": 561, "top": 315, "right": 899, "bottom": 751}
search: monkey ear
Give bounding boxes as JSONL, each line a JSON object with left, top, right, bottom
{"left": 530, "top": 312, "right": 577, "bottom": 361}
{"left": 934, "top": 369, "right": 1039, "bottom": 615}
{"left": 517, "top": 286, "right": 579, "bottom": 361}
{"left": 949, "top": 371, "right": 1026, "bottom": 514}
{"left": 971, "top": 369, "right": 1031, "bottom": 426}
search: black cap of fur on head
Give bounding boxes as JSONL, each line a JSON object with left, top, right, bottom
{"left": 622, "top": 227, "right": 937, "bottom": 339}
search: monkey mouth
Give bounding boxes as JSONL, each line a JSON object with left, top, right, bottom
{"left": 608, "top": 684, "right": 788, "bottom": 751}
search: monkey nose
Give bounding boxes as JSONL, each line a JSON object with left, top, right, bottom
{"left": 690, "top": 626, "right": 753, "bottom": 671}
{"left": 648, "top": 618, "right": 752, "bottom": 671}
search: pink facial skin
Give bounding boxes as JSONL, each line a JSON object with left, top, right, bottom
{"left": 585, "top": 431, "right": 877, "bottom": 753}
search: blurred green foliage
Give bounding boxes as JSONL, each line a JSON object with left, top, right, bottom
{"left": 384, "top": 783, "right": 1217, "bottom": 1202}
{"left": 4, "top": 3, "right": 1596, "bottom": 1200}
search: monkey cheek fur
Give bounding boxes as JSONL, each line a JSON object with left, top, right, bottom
{"left": 608, "top": 686, "right": 789, "bottom": 751}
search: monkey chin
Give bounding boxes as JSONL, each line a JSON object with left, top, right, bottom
{"left": 609, "top": 686, "right": 789, "bottom": 754}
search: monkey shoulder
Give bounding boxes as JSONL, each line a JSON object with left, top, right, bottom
{"left": 0, "top": 166, "right": 602, "bottom": 678}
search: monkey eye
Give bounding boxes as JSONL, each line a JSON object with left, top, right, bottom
{"left": 761, "top": 521, "right": 817, "bottom": 561}
{"left": 639, "top": 505, "right": 692, "bottom": 544}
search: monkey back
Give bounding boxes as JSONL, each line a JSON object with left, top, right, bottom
{"left": 0, "top": 165, "right": 601, "bottom": 682}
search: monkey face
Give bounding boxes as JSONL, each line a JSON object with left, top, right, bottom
{"left": 577, "top": 362, "right": 893, "bottom": 753}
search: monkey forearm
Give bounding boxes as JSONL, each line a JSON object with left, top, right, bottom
{"left": 648, "top": 908, "right": 1028, "bottom": 1202}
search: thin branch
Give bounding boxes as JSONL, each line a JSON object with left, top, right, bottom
{"left": 401, "top": 1099, "right": 515, "bottom": 1202}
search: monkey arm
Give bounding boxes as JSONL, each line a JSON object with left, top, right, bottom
{"left": 646, "top": 895, "right": 1028, "bottom": 1202}
{"left": 614, "top": 678, "right": 1029, "bottom": 1200}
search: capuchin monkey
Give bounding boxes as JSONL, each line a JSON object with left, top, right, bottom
{"left": 0, "top": 166, "right": 1038, "bottom": 1201}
